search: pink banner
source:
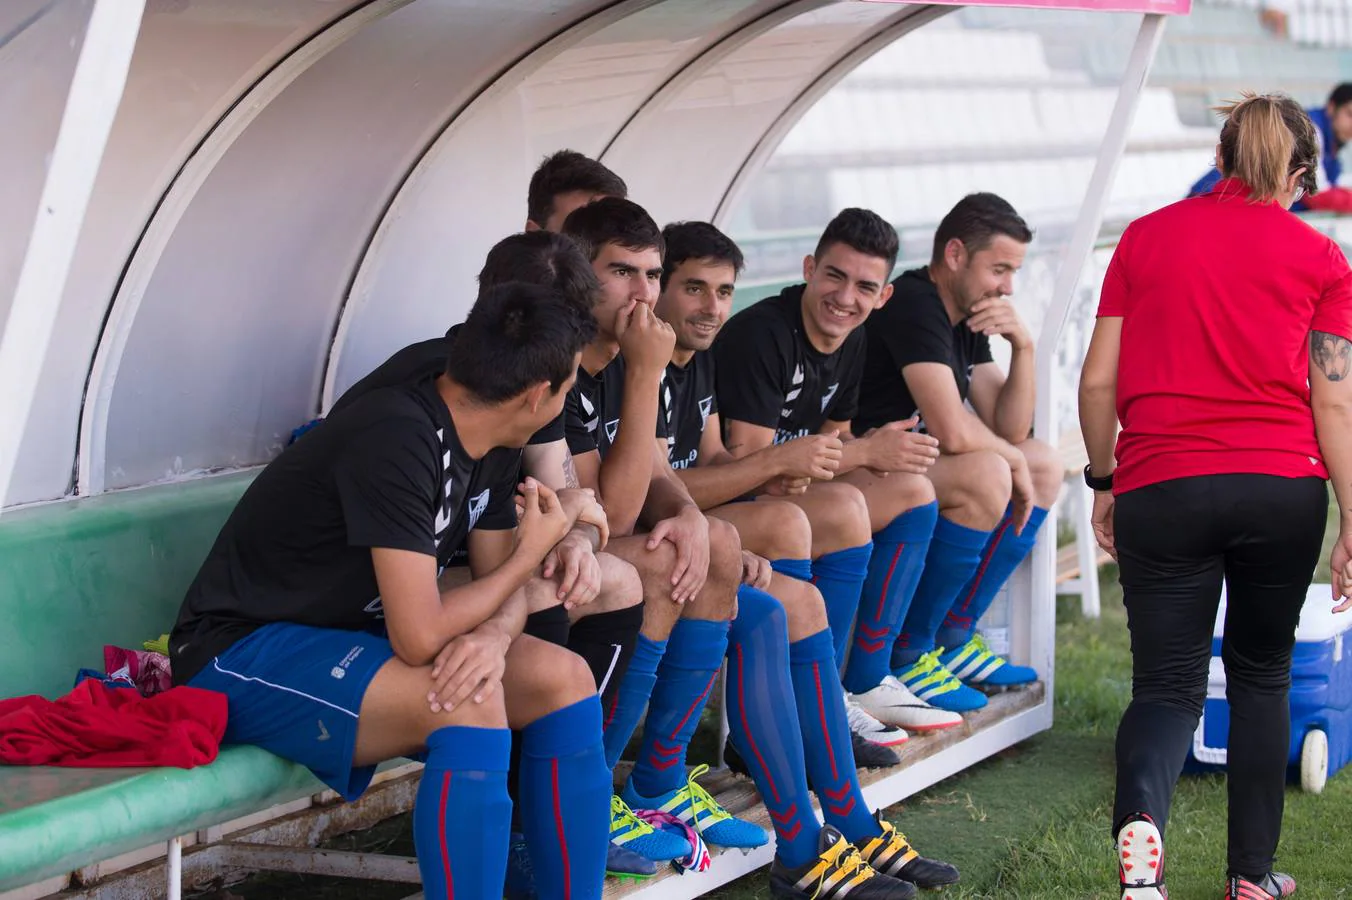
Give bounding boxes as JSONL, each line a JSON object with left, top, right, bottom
{"left": 860, "top": 0, "right": 1190, "bottom": 13}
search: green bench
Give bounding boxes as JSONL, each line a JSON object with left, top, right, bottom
{"left": 0, "top": 472, "right": 337, "bottom": 895}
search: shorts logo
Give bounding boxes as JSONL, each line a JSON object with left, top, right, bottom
{"left": 604, "top": 418, "right": 620, "bottom": 444}
{"left": 331, "top": 644, "right": 364, "bottom": 680}
{"left": 317, "top": 720, "right": 330, "bottom": 742}
{"left": 364, "top": 596, "right": 384, "bottom": 619}
{"left": 467, "top": 489, "right": 490, "bottom": 531}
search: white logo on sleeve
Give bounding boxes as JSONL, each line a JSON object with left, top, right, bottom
{"left": 820, "top": 382, "right": 839, "bottom": 412}
{"left": 580, "top": 392, "right": 598, "bottom": 433}
{"left": 781, "top": 364, "right": 805, "bottom": 417}
{"left": 698, "top": 395, "right": 713, "bottom": 431}
{"left": 467, "top": 489, "right": 490, "bottom": 530}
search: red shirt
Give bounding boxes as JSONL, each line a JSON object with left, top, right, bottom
{"left": 1098, "top": 178, "right": 1352, "bottom": 494}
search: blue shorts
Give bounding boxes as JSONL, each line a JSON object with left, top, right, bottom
{"left": 188, "top": 622, "right": 394, "bottom": 800}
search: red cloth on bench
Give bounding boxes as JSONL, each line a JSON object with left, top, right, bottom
{"left": 0, "top": 680, "right": 227, "bottom": 768}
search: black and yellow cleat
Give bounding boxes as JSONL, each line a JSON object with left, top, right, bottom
{"left": 855, "top": 813, "right": 960, "bottom": 890}
{"left": 769, "top": 825, "right": 917, "bottom": 900}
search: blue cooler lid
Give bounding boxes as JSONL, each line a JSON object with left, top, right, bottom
{"left": 1213, "top": 583, "right": 1352, "bottom": 643}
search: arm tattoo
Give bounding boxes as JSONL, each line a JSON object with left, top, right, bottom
{"left": 562, "top": 452, "right": 580, "bottom": 489}
{"left": 1312, "top": 330, "right": 1352, "bottom": 382}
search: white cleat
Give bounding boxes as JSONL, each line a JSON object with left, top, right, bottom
{"left": 844, "top": 691, "right": 909, "bottom": 747}
{"left": 850, "top": 676, "right": 964, "bottom": 732}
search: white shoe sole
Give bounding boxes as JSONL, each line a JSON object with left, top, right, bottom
{"left": 1117, "top": 817, "right": 1165, "bottom": 900}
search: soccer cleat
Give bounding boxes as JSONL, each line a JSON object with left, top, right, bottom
{"left": 504, "top": 832, "right": 537, "bottom": 900}
{"left": 606, "top": 842, "right": 659, "bottom": 881}
{"left": 610, "top": 794, "right": 692, "bottom": 862}
{"left": 846, "top": 692, "right": 910, "bottom": 747}
{"left": 851, "top": 730, "right": 902, "bottom": 768}
{"left": 769, "top": 824, "right": 917, "bottom": 900}
{"left": 622, "top": 764, "right": 769, "bottom": 849}
{"left": 939, "top": 634, "right": 1037, "bottom": 688}
{"left": 893, "top": 650, "right": 988, "bottom": 712}
{"left": 856, "top": 812, "right": 961, "bottom": 889}
{"left": 1225, "top": 872, "right": 1296, "bottom": 899}
{"left": 850, "top": 675, "right": 964, "bottom": 731}
{"left": 1116, "top": 813, "right": 1168, "bottom": 900}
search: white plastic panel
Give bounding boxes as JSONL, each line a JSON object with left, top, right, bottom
{"left": 603, "top": 2, "right": 919, "bottom": 226}
{"left": 92, "top": 0, "right": 608, "bottom": 492}
{"left": 328, "top": 0, "right": 779, "bottom": 406}
{"left": 0, "top": 0, "right": 92, "bottom": 347}
{"left": 4, "top": 0, "right": 367, "bottom": 505}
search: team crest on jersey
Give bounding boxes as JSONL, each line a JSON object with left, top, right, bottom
{"left": 467, "top": 489, "right": 490, "bottom": 530}
{"left": 698, "top": 395, "right": 713, "bottom": 430}
{"left": 820, "top": 382, "right": 839, "bottom": 412}
{"left": 605, "top": 419, "right": 620, "bottom": 444}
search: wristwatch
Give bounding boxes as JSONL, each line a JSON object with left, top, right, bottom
{"left": 1083, "top": 465, "right": 1114, "bottom": 492}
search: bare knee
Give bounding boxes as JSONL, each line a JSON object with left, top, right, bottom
{"left": 502, "top": 636, "right": 596, "bottom": 729}
{"left": 856, "top": 471, "right": 937, "bottom": 531}
{"left": 742, "top": 501, "right": 812, "bottom": 561}
{"left": 355, "top": 658, "right": 508, "bottom": 766}
{"left": 938, "top": 450, "right": 1010, "bottom": 527}
{"left": 685, "top": 517, "right": 740, "bottom": 621}
{"left": 803, "top": 482, "right": 872, "bottom": 553}
{"left": 771, "top": 572, "right": 829, "bottom": 639}
{"left": 1017, "top": 438, "right": 1062, "bottom": 507}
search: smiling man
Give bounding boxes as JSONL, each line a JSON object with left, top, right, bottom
{"left": 854, "top": 193, "right": 1062, "bottom": 709}
{"left": 711, "top": 209, "right": 958, "bottom": 737}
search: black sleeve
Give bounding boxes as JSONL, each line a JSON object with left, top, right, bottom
{"left": 972, "top": 333, "right": 994, "bottom": 366}
{"left": 332, "top": 418, "right": 439, "bottom": 555}
{"left": 474, "top": 450, "right": 522, "bottom": 532}
{"left": 564, "top": 385, "right": 599, "bottom": 456}
{"left": 829, "top": 334, "right": 866, "bottom": 423}
{"left": 713, "top": 316, "right": 789, "bottom": 429}
{"left": 529, "top": 411, "right": 566, "bottom": 445}
{"left": 873, "top": 299, "right": 955, "bottom": 372}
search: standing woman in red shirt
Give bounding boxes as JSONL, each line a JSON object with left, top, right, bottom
{"left": 1079, "top": 93, "right": 1352, "bottom": 900}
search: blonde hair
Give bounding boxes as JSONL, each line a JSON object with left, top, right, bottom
{"left": 1215, "top": 92, "right": 1319, "bottom": 203}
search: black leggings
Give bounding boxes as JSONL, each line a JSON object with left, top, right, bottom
{"left": 1111, "top": 473, "right": 1326, "bottom": 880}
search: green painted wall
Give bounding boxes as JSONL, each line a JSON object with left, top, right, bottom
{"left": 0, "top": 472, "right": 255, "bottom": 700}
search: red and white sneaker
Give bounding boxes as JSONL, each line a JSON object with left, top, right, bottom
{"left": 1116, "top": 813, "right": 1167, "bottom": 900}
{"left": 1225, "top": 871, "right": 1296, "bottom": 899}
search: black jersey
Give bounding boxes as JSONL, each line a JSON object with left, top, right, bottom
{"left": 170, "top": 378, "right": 519, "bottom": 683}
{"left": 563, "top": 354, "right": 667, "bottom": 460}
{"left": 713, "top": 285, "right": 865, "bottom": 444}
{"left": 855, "top": 268, "right": 993, "bottom": 434}
{"left": 661, "top": 351, "right": 718, "bottom": 469}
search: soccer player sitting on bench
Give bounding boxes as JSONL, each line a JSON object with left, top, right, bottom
{"left": 170, "top": 283, "right": 610, "bottom": 900}
{"left": 711, "top": 209, "right": 959, "bottom": 735}
{"left": 654, "top": 220, "right": 960, "bottom": 899}
{"left": 854, "top": 193, "right": 1060, "bottom": 709}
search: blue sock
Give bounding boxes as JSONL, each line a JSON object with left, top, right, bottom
{"left": 630, "top": 618, "right": 731, "bottom": 797}
{"left": 789, "top": 629, "right": 879, "bottom": 842}
{"left": 842, "top": 503, "right": 938, "bottom": 694}
{"left": 520, "top": 697, "right": 610, "bottom": 900}
{"left": 414, "top": 726, "right": 512, "bottom": 900}
{"left": 726, "top": 586, "right": 821, "bottom": 867}
{"left": 810, "top": 543, "right": 873, "bottom": 670}
{"left": 771, "top": 557, "right": 813, "bottom": 582}
{"left": 937, "top": 505, "right": 1050, "bottom": 650}
{"left": 892, "top": 517, "right": 991, "bottom": 668}
{"left": 603, "top": 634, "right": 666, "bottom": 769}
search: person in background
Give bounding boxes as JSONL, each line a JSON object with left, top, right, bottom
{"left": 1188, "top": 83, "right": 1352, "bottom": 214}
{"left": 1080, "top": 93, "right": 1352, "bottom": 900}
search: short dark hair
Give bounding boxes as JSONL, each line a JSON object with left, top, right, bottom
{"left": 814, "top": 208, "right": 899, "bottom": 273}
{"left": 447, "top": 282, "right": 595, "bottom": 403}
{"left": 560, "top": 196, "right": 664, "bottom": 262}
{"left": 930, "top": 193, "right": 1033, "bottom": 265}
{"left": 660, "top": 221, "right": 744, "bottom": 289}
{"left": 1328, "top": 83, "right": 1352, "bottom": 111}
{"left": 477, "top": 231, "right": 601, "bottom": 317}
{"left": 526, "top": 150, "right": 628, "bottom": 228}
